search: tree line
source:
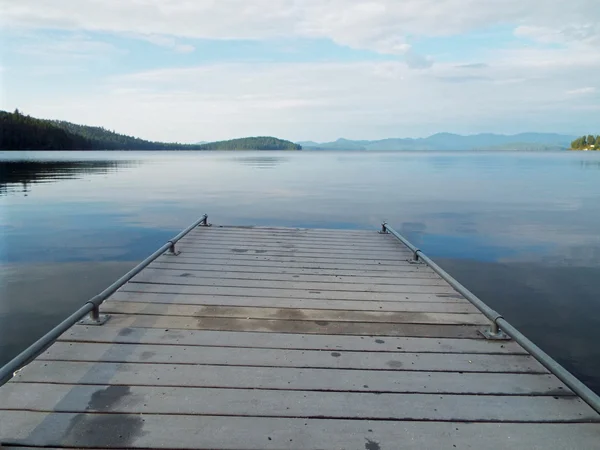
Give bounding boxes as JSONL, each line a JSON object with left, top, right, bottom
{"left": 571, "top": 135, "right": 600, "bottom": 150}
{"left": 0, "top": 110, "right": 301, "bottom": 151}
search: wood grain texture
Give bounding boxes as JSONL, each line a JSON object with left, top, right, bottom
{"left": 101, "top": 301, "right": 489, "bottom": 325}
{"left": 0, "top": 383, "right": 595, "bottom": 421}
{"left": 119, "top": 282, "right": 459, "bottom": 301}
{"left": 109, "top": 291, "right": 479, "bottom": 313}
{"left": 77, "top": 313, "right": 484, "bottom": 337}
{"left": 134, "top": 268, "right": 446, "bottom": 285}
{"left": 13, "top": 361, "right": 569, "bottom": 395}
{"left": 38, "top": 342, "right": 546, "bottom": 373}
{"left": 60, "top": 328, "right": 527, "bottom": 354}
{"left": 3, "top": 412, "right": 600, "bottom": 449}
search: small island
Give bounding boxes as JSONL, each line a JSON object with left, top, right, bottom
{"left": 0, "top": 110, "right": 301, "bottom": 151}
{"left": 571, "top": 135, "right": 599, "bottom": 151}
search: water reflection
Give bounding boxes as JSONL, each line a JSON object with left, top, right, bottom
{"left": 0, "top": 159, "right": 135, "bottom": 196}
{"left": 579, "top": 160, "right": 600, "bottom": 170}
{"left": 233, "top": 156, "right": 289, "bottom": 168}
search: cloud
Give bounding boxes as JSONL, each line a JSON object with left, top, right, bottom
{"left": 2, "top": 0, "right": 599, "bottom": 55}
{"left": 455, "top": 63, "right": 489, "bottom": 70}
{"left": 404, "top": 50, "right": 433, "bottom": 69}
{"left": 14, "top": 33, "right": 123, "bottom": 61}
{"left": 138, "top": 34, "right": 195, "bottom": 53}
{"left": 9, "top": 48, "right": 591, "bottom": 142}
{"left": 566, "top": 87, "right": 597, "bottom": 95}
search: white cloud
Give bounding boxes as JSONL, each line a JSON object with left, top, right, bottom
{"left": 8, "top": 47, "right": 596, "bottom": 142}
{"left": 14, "top": 34, "right": 123, "bottom": 61}
{"left": 138, "top": 34, "right": 195, "bottom": 53}
{"left": 2, "top": 0, "right": 599, "bottom": 55}
{"left": 566, "top": 87, "right": 597, "bottom": 95}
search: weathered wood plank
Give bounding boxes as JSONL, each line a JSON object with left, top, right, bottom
{"left": 0, "top": 384, "right": 595, "bottom": 421}
{"left": 177, "top": 241, "right": 412, "bottom": 256}
{"left": 108, "top": 291, "right": 479, "bottom": 313}
{"left": 179, "top": 239, "right": 409, "bottom": 253}
{"left": 90, "top": 313, "right": 481, "bottom": 337}
{"left": 60, "top": 328, "right": 526, "bottom": 354}
{"left": 148, "top": 261, "right": 440, "bottom": 278}
{"left": 3, "top": 412, "right": 600, "bottom": 450}
{"left": 178, "top": 248, "right": 413, "bottom": 262}
{"left": 180, "top": 231, "right": 407, "bottom": 245}
{"left": 13, "top": 361, "right": 569, "bottom": 395}
{"left": 154, "top": 255, "right": 432, "bottom": 272}
{"left": 102, "top": 302, "right": 489, "bottom": 325}
{"left": 38, "top": 342, "right": 545, "bottom": 372}
{"left": 189, "top": 227, "right": 384, "bottom": 238}
{"left": 135, "top": 268, "right": 446, "bottom": 285}
{"left": 120, "top": 282, "right": 459, "bottom": 301}
{"left": 127, "top": 276, "right": 455, "bottom": 295}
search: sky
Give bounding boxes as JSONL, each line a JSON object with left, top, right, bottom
{"left": 1, "top": 0, "right": 599, "bottom": 143}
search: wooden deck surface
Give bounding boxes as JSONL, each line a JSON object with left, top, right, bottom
{"left": 1, "top": 226, "right": 599, "bottom": 449}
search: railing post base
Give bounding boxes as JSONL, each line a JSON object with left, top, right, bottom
{"left": 166, "top": 241, "right": 180, "bottom": 256}
{"left": 199, "top": 214, "right": 212, "bottom": 227}
{"left": 78, "top": 306, "right": 110, "bottom": 326}
{"left": 479, "top": 322, "right": 510, "bottom": 341}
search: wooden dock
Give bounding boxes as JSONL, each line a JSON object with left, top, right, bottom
{"left": 1, "top": 226, "right": 599, "bottom": 449}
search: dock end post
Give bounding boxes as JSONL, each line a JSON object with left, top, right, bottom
{"left": 166, "top": 240, "right": 180, "bottom": 256}
{"left": 78, "top": 305, "right": 110, "bottom": 326}
{"left": 199, "top": 214, "right": 212, "bottom": 227}
{"left": 479, "top": 319, "right": 510, "bottom": 340}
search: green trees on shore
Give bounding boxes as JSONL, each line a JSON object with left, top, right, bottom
{"left": 571, "top": 135, "right": 600, "bottom": 150}
{"left": 0, "top": 110, "right": 301, "bottom": 151}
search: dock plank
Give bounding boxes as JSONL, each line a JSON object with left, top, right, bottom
{"left": 155, "top": 252, "right": 434, "bottom": 275}
{"left": 127, "top": 275, "right": 454, "bottom": 293}
{"left": 135, "top": 267, "right": 446, "bottom": 285}
{"left": 3, "top": 413, "right": 600, "bottom": 450}
{"left": 101, "top": 302, "right": 489, "bottom": 325}
{"left": 60, "top": 328, "right": 527, "bottom": 354}
{"left": 0, "top": 383, "right": 595, "bottom": 422}
{"left": 120, "top": 283, "right": 459, "bottom": 301}
{"left": 38, "top": 342, "right": 546, "bottom": 373}
{"left": 147, "top": 260, "right": 440, "bottom": 277}
{"left": 109, "top": 291, "right": 480, "bottom": 313}
{"left": 12, "top": 360, "right": 568, "bottom": 395}
{"left": 84, "top": 313, "right": 483, "bottom": 337}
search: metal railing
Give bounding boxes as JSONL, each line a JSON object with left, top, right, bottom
{"left": 381, "top": 222, "right": 600, "bottom": 415}
{"left": 0, "top": 214, "right": 211, "bottom": 387}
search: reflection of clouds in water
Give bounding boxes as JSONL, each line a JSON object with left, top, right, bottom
{"left": 233, "top": 156, "right": 290, "bottom": 169}
{"left": 500, "top": 243, "right": 600, "bottom": 268}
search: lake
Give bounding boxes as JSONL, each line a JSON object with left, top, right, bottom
{"left": 1, "top": 150, "right": 600, "bottom": 393}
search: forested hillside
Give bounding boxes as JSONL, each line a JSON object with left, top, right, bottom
{"left": 197, "top": 137, "right": 301, "bottom": 150}
{"left": 0, "top": 110, "right": 301, "bottom": 151}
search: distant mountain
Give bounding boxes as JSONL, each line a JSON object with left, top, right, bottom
{"left": 0, "top": 110, "right": 301, "bottom": 151}
{"left": 299, "top": 133, "right": 577, "bottom": 151}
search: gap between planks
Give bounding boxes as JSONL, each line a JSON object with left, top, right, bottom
{"left": 108, "top": 292, "right": 479, "bottom": 313}
{"left": 60, "top": 328, "right": 526, "bottom": 354}
{"left": 101, "top": 302, "right": 490, "bottom": 325}
{"left": 11, "top": 361, "right": 571, "bottom": 396}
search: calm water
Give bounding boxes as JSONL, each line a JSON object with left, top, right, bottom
{"left": 1, "top": 150, "right": 600, "bottom": 393}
